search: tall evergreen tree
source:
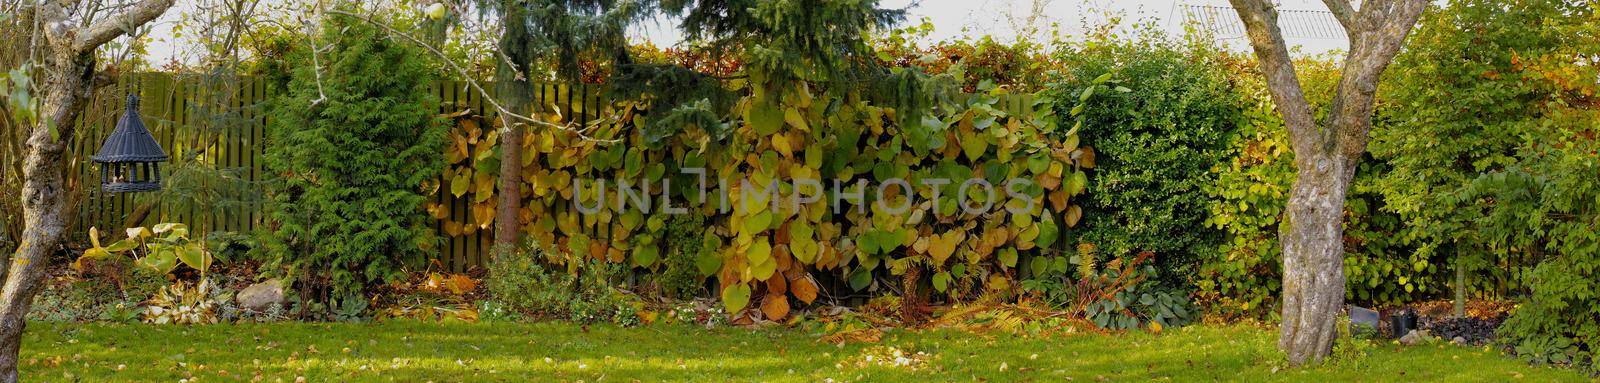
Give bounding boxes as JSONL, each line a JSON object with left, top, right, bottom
{"left": 261, "top": 12, "right": 447, "bottom": 300}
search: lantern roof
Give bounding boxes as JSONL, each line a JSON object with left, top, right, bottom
{"left": 92, "top": 94, "right": 168, "bottom": 163}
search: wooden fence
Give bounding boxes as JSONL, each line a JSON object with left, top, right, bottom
{"left": 65, "top": 72, "right": 1034, "bottom": 271}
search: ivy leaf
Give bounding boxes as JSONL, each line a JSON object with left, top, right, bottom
{"left": 772, "top": 134, "right": 794, "bottom": 158}
{"left": 633, "top": 245, "right": 659, "bottom": 268}
{"left": 744, "top": 210, "right": 773, "bottom": 235}
{"left": 998, "top": 248, "right": 1018, "bottom": 267}
{"left": 721, "top": 284, "right": 752, "bottom": 313}
{"left": 959, "top": 130, "right": 988, "bottom": 162}
{"left": 747, "top": 237, "right": 773, "bottom": 266}
{"left": 928, "top": 231, "right": 964, "bottom": 264}
{"left": 783, "top": 107, "right": 809, "bottom": 131}
{"left": 760, "top": 294, "right": 791, "bottom": 319}
{"left": 750, "top": 257, "right": 777, "bottom": 280}
{"left": 791, "top": 274, "right": 819, "bottom": 304}
{"left": 750, "top": 100, "right": 783, "bottom": 135}
{"left": 932, "top": 271, "right": 951, "bottom": 292}
{"left": 1067, "top": 170, "right": 1089, "bottom": 195}
{"left": 450, "top": 174, "right": 470, "bottom": 197}
{"left": 847, "top": 267, "right": 872, "bottom": 291}
{"left": 695, "top": 248, "right": 722, "bottom": 277}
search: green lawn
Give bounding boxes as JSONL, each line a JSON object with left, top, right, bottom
{"left": 19, "top": 321, "right": 1589, "bottom": 382}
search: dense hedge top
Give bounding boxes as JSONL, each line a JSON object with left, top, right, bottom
{"left": 431, "top": 81, "right": 1094, "bottom": 319}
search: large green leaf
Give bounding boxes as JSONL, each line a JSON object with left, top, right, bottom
{"left": 847, "top": 267, "right": 873, "bottom": 291}
{"left": 747, "top": 238, "right": 773, "bottom": 266}
{"left": 749, "top": 100, "right": 783, "bottom": 135}
{"left": 137, "top": 249, "right": 179, "bottom": 274}
{"left": 633, "top": 245, "right": 659, "bottom": 268}
{"left": 721, "top": 283, "right": 752, "bottom": 312}
{"left": 175, "top": 243, "right": 212, "bottom": 274}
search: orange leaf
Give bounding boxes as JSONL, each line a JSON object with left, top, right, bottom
{"left": 790, "top": 273, "right": 819, "bottom": 304}
{"left": 444, "top": 274, "right": 479, "bottom": 295}
{"left": 766, "top": 273, "right": 788, "bottom": 295}
{"left": 761, "top": 294, "right": 791, "bottom": 320}
{"left": 1065, "top": 205, "right": 1084, "bottom": 227}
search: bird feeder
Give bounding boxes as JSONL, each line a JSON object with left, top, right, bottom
{"left": 92, "top": 94, "right": 168, "bottom": 193}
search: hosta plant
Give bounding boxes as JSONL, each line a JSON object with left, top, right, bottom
{"left": 75, "top": 223, "right": 220, "bottom": 324}
{"left": 143, "top": 279, "right": 220, "bottom": 325}
{"left": 76, "top": 223, "right": 213, "bottom": 276}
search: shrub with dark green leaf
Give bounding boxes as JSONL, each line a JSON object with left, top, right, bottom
{"left": 660, "top": 214, "right": 707, "bottom": 299}
{"left": 1367, "top": 0, "right": 1598, "bottom": 372}
{"left": 259, "top": 12, "right": 445, "bottom": 299}
{"left": 487, "top": 244, "right": 641, "bottom": 326}
{"left": 1047, "top": 31, "right": 1241, "bottom": 284}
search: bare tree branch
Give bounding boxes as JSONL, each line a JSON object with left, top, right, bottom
{"left": 1321, "top": 0, "right": 1357, "bottom": 34}
{"left": 74, "top": 0, "right": 175, "bottom": 53}
{"left": 1227, "top": 0, "right": 1320, "bottom": 150}
{"left": 324, "top": 8, "right": 619, "bottom": 144}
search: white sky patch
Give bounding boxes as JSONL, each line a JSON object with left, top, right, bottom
{"left": 144, "top": 0, "right": 1350, "bottom": 66}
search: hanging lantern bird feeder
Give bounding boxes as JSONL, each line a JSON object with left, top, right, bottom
{"left": 92, "top": 94, "right": 168, "bottom": 193}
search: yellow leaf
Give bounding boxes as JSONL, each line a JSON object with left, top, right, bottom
{"left": 772, "top": 133, "right": 794, "bottom": 158}
{"left": 444, "top": 274, "right": 479, "bottom": 295}
{"left": 928, "top": 231, "right": 964, "bottom": 264}
{"left": 783, "top": 107, "right": 809, "bottom": 131}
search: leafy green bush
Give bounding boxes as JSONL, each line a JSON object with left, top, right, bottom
{"left": 1470, "top": 137, "right": 1599, "bottom": 371}
{"left": 487, "top": 245, "right": 642, "bottom": 326}
{"left": 1196, "top": 52, "right": 1433, "bottom": 318}
{"left": 1047, "top": 32, "right": 1241, "bottom": 284}
{"left": 259, "top": 12, "right": 445, "bottom": 299}
{"left": 1367, "top": 0, "right": 1598, "bottom": 371}
{"left": 1366, "top": 0, "right": 1597, "bottom": 299}
{"left": 659, "top": 214, "right": 707, "bottom": 299}
{"left": 1465, "top": 109, "right": 1599, "bottom": 371}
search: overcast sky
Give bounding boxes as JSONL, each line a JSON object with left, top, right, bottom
{"left": 144, "top": 0, "right": 1350, "bottom": 65}
{"left": 627, "top": 0, "right": 1349, "bottom": 53}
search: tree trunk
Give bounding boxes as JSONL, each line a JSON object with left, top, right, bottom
{"left": 1228, "top": 0, "right": 1426, "bottom": 367}
{"left": 1277, "top": 150, "right": 1353, "bottom": 365}
{"left": 0, "top": 49, "right": 96, "bottom": 383}
{"left": 493, "top": 119, "right": 524, "bottom": 249}
{"left": 491, "top": 2, "right": 532, "bottom": 254}
{"left": 0, "top": 2, "right": 175, "bottom": 380}
{"left": 1454, "top": 254, "right": 1466, "bottom": 318}
{"left": 901, "top": 265, "right": 920, "bottom": 325}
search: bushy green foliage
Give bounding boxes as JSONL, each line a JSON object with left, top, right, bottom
{"left": 1367, "top": 0, "right": 1598, "bottom": 371}
{"left": 259, "top": 13, "right": 445, "bottom": 298}
{"left": 1476, "top": 144, "right": 1600, "bottom": 371}
{"left": 1047, "top": 32, "right": 1241, "bottom": 284}
{"left": 1196, "top": 51, "right": 1437, "bottom": 318}
{"left": 486, "top": 246, "right": 641, "bottom": 326}
{"left": 659, "top": 214, "right": 707, "bottom": 299}
{"left": 870, "top": 20, "right": 1054, "bottom": 93}
{"left": 1368, "top": 0, "right": 1595, "bottom": 295}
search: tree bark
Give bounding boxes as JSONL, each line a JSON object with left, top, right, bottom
{"left": 0, "top": 1, "right": 174, "bottom": 381}
{"left": 492, "top": 3, "right": 534, "bottom": 254}
{"left": 1228, "top": 0, "right": 1426, "bottom": 366}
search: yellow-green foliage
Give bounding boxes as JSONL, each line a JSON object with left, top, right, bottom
{"left": 435, "top": 82, "right": 1093, "bottom": 319}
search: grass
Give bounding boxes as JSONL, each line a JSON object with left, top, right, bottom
{"left": 19, "top": 320, "right": 1591, "bottom": 382}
